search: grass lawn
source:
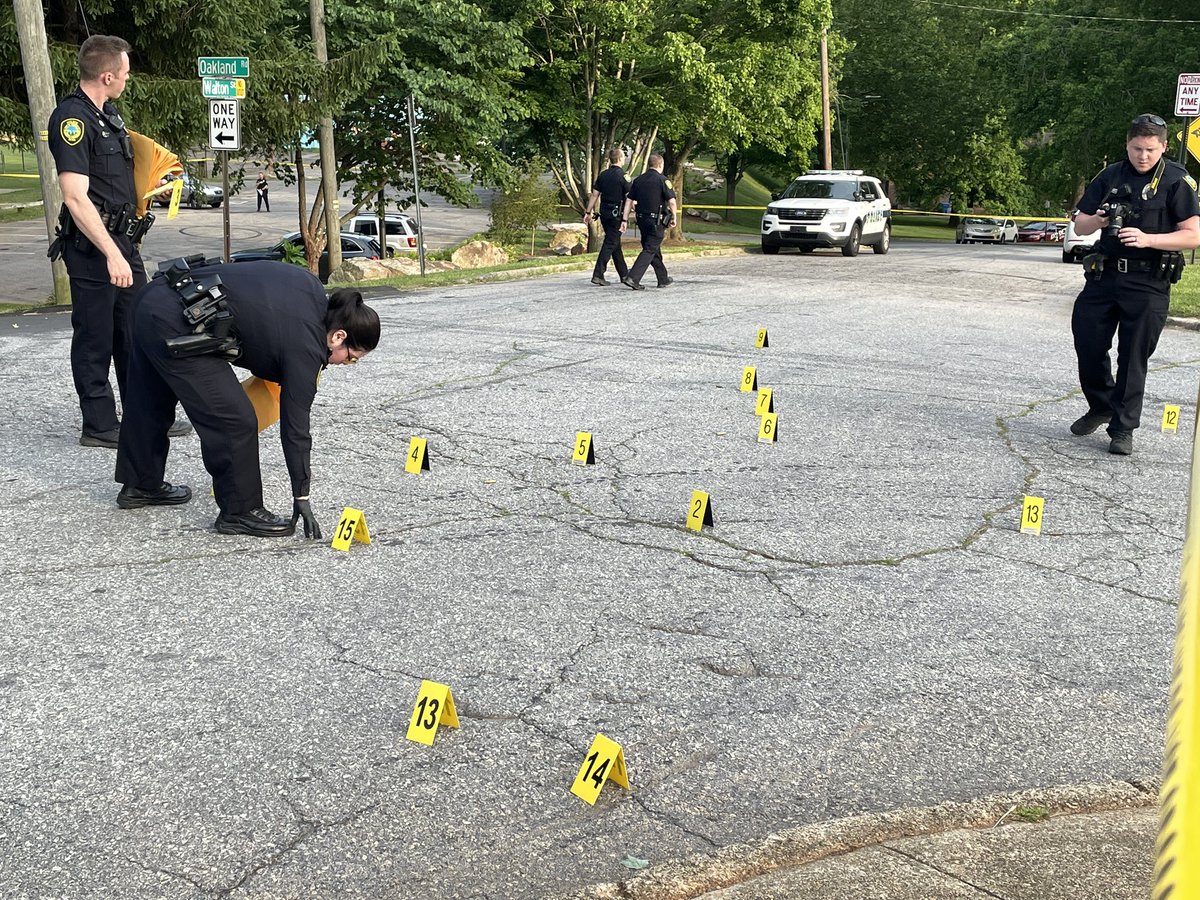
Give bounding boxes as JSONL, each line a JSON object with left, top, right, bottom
{"left": 0, "top": 145, "right": 40, "bottom": 176}
{"left": 1170, "top": 261, "right": 1200, "bottom": 318}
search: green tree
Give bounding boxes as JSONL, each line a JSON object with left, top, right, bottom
{"left": 648, "top": 0, "right": 828, "bottom": 239}
{"left": 326, "top": 0, "right": 527, "bottom": 221}
{"left": 489, "top": 161, "right": 559, "bottom": 254}
{"left": 833, "top": 0, "right": 1030, "bottom": 212}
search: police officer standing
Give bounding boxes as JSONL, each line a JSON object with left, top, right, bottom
{"left": 620, "top": 154, "right": 678, "bottom": 290}
{"left": 583, "top": 148, "right": 630, "bottom": 285}
{"left": 1069, "top": 114, "right": 1200, "bottom": 456}
{"left": 48, "top": 35, "right": 189, "bottom": 448}
{"left": 114, "top": 259, "right": 380, "bottom": 538}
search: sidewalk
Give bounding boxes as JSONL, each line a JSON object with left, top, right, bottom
{"left": 566, "top": 781, "right": 1158, "bottom": 900}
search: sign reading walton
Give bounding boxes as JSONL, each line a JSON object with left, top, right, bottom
{"left": 197, "top": 57, "right": 250, "bottom": 79}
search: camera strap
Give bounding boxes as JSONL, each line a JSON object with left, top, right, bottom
{"left": 1142, "top": 158, "right": 1166, "bottom": 201}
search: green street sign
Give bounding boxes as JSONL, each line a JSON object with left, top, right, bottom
{"left": 197, "top": 57, "right": 250, "bottom": 78}
{"left": 201, "top": 77, "right": 246, "bottom": 99}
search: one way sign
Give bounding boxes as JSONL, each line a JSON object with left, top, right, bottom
{"left": 208, "top": 99, "right": 241, "bottom": 151}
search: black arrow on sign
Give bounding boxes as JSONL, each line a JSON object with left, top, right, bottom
{"left": 214, "top": 131, "right": 235, "bottom": 144}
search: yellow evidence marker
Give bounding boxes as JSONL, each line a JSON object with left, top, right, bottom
{"left": 755, "top": 387, "right": 774, "bottom": 416}
{"left": 331, "top": 507, "right": 372, "bottom": 552}
{"left": 1163, "top": 404, "right": 1181, "bottom": 433}
{"left": 572, "top": 431, "right": 595, "bottom": 465}
{"left": 405, "top": 436, "right": 430, "bottom": 474}
{"left": 1020, "top": 496, "right": 1044, "bottom": 536}
{"left": 405, "top": 680, "right": 460, "bottom": 746}
{"left": 570, "top": 733, "right": 630, "bottom": 805}
{"left": 686, "top": 490, "right": 714, "bottom": 532}
{"left": 741, "top": 366, "right": 758, "bottom": 393}
{"left": 167, "top": 177, "right": 183, "bottom": 218}
{"left": 758, "top": 412, "right": 778, "bottom": 443}
{"left": 755, "top": 327, "right": 769, "bottom": 348}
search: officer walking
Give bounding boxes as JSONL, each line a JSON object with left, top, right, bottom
{"left": 113, "top": 259, "right": 381, "bottom": 538}
{"left": 48, "top": 35, "right": 190, "bottom": 448}
{"left": 620, "top": 154, "right": 679, "bottom": 290}
{"left": 1069, "top": 114, "right": 1200, "bottom": 455}
{"left": 583, "top": 148, "right": 630, "bottom": 285}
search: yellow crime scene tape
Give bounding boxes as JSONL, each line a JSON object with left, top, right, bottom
{"left": 1156, "top": 398, "right": 1200, "bottom": 900}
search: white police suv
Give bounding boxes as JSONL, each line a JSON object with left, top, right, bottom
{"left": 761, "top": 170, "right": 891, "bottom": 256}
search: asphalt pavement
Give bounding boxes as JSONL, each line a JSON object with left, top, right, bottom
{"left": 0, "top": 241, "right": 1189, "bottom": 898}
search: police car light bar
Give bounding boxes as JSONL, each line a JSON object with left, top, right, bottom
{"left": 805, "top": 169, "right": 865, "bottom": 176}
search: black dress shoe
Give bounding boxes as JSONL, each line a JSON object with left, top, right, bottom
{"left": 80, "top": 428, "right": 120, "bottom": 449}
{"left": 215, "top": 507, "right": 296, "bottom": 537}
{"left": 622, "top": 277, "right": 645, "bottom": 291}
{"left": 117, "top": 482, "right": 192, "bottom": 509}
{"left": 657, "top": 276, "right": 674, "bottom": 287}
{"left": 168, "top": 419, "right": 194, "bottom": 438}
{"left": 590, "top": 276, "right": 608, "bottom": 286}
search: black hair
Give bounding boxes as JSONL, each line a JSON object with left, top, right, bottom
{"left": 79, "top": 36, "right": 131, "bottom": 82}
{"left": 1127, "top": 114, "right": 1168, "bottom": 143}
{"left": 325, "top": 289, "right": 380, "bottom": 352}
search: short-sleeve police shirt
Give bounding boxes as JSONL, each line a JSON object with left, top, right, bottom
{"left": 592, "top": 167, "right": 629, "bottom": 220}
{"left": 48, "top": 89, "right": 137, "bottom": 212}
{"left": 628, "top": 170, "right": 676, "bottom": 218}
{"left": 1078, "top": 159, "right": 1200, "bottom": 259}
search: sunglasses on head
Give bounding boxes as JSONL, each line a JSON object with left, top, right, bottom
{"left": 1132, "top": 114, "right": 1166, "bottom": 127}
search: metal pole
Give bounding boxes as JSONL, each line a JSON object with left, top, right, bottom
{"left": 222, "top": 151, "right": 231, "bottom": 261}
{"left": 1184, "top": 118, "right": 1197, "bottom": 265}
{"left": 407, "top": 94, "right": 426, "bottom": 276}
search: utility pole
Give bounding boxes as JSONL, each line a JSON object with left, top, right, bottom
{"left": 13, "top": 0, "right": 71, "bottom": 304}
{"left": 309, "top": 0, "right": 341, "bottom": 274}
{"left": 820, "top": 29, "right": 832, "bottom": 171}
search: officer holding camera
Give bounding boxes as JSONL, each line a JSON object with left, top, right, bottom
{"left": 113, "top": 259, "right": 380, "bottom": 538}
{"left": 48, "top": 35, "right": 189, "bottom": 449}
{"left": 620, "top": 154, "right": 678, "bottom": 290}
{"left": 583, "top": 148, "right": 631, "bottom": 286}
{"left": 1070, "top": 114, "right": 1200, "bottom": 455}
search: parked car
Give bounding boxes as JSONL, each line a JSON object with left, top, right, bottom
{"left": 346, "top": 213, "right": 419, "bottom": 255}
{"left": 1016, "top": 221, "right": 1063, "bottom": 243}
{"left": 1062, "top": 213, "right": 1100, "bottom": 263}
{"left": 153, "top": 173, "right": 223, "bottom": 209}
{"left": 229, "top": 231, "right": 383, "bottom": 283}
{"left": 955, "top": 217, "right": 1018, "bottom": 244}
{"left": 760, "top": 169, "right": 891, "bottom": 256}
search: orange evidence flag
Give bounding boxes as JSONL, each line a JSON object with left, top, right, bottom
{"left": 241, "top": 376, "right": 282, "bottom": 431}
{"left": 129, "top": 131, "right": 184, "bottom": 217}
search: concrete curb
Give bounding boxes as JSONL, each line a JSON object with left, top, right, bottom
{"left": 334, "top": 245, "right": 757, "bottom": 293}
{"left": 1168, "top": 315, "right": 1200, "bottom": 332}
{"left": 559, "top": 779, "right": 1158, "bottom": 900}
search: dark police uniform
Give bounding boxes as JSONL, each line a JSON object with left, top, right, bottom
{"left": 48, "top": 88, "right": 148, "bottom": 437}
{"left": 1072, "top": 158, "right": 1199, "bottom": 434}
{"left": 591, "top": 165, "right": 630, "bottom": 281}
{"left": 627, "top": 169, "right": 676, "bottom": 287}
{"left": 115, "top": 261, "right": 328, "bottom": 515}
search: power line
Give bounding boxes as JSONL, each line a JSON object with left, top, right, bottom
{"left": 919, "top": 0, "right": 1200, "bottom": 25}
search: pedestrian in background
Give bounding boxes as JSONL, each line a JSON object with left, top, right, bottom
{"left": 255, "top": 173, "right": 270, "bottom": 212}
{"left": 1068, "top": 113, "right": 1200, "bottom": 456}
{"left": 47, "top": 34, "right": 190, "bottom": 448}
{"left": 620, "top": 154, "right": 678, "bottom": 290}
{"left": 583, "top": 148, "right": 629, "bottom": 285}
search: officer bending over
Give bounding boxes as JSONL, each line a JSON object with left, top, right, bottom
{"left": 583, "top": 148, "right": 630, "bottom": 285}
{"left": 114, "top": 260, "right": 381, "bottom": 537}
{"left": 1069, "top": 114, "right": 1200, "bottom": 456}
{"left": 620, "top": 154, "right": 678, "bottom": 290}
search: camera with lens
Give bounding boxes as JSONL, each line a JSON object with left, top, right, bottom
{"left": 1099, "top": 184, "right": 1134, "bottom": 237}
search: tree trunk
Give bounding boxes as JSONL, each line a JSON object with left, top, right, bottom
{"left": 723, "top": 151, "right": 741, "bottom": 211}
{"left": 587, "top": 217, "right": 603, "bottom": 252}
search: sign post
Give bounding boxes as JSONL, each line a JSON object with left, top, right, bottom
{"left": 208, "top": 98, "right": 240, "bottom": 261}
{"left": 200, "top": 57, "right": 250, "bottom": 261}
